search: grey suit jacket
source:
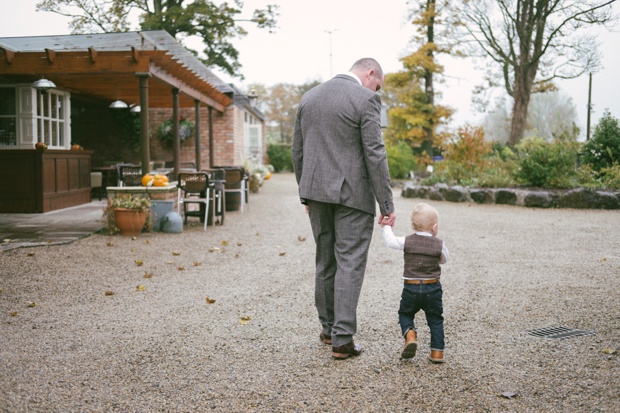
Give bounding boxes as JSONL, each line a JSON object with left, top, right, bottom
{"left": 292, "top": 74, "right": 394, "bottom": 216}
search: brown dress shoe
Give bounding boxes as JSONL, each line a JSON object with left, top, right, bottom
{"left": 319, "top": 332, "right": 332, "bottom": 345}
{"left": 428, "top": 350, "right": 445, "bottom": 363}
{"left": 332, "top": 340, "right": 363, "bottom": 360}
{"left": 401, "top": 329, "right": 418, "bottom": 359}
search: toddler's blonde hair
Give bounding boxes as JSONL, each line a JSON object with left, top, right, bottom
{"left": 411, "top": 203, "right": 439, "bottom": 232}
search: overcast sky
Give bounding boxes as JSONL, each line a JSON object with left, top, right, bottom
{"left": 2, "top": 0, "right": 618, "bottom": 137}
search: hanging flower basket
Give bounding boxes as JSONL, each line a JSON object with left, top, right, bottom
{"left": 157, "top": 116, "right": 195, "bottom": 145}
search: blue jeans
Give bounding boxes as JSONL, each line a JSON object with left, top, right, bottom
{"left": 398, "top": 282, "right": 444, "bottom": 351}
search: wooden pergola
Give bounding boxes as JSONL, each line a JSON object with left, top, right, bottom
{"left": 0, "top": 31, "right": 233, "bottom": 176}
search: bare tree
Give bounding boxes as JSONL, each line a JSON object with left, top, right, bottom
{"left": 455, "top": 0, "right": 616, "bottom": 145}
{"left": 483, "top": 90, "right": 579, "bottom": 143}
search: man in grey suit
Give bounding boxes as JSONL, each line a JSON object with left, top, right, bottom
{"left": 292, "top": 57, "right": 396, "bottom": 360}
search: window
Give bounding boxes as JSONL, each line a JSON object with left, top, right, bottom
{"left": 248, "top": 124, "right": 261, "bottom": 156}
{"left": 36, "top": 91, "right": 67, "bottom": 148}
{"left": 0, "top": 87, "right": 17, "bottom": 147}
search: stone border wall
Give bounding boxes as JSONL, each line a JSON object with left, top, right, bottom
{"left": 401, "top": 183, "right": 620, "bottom": 209}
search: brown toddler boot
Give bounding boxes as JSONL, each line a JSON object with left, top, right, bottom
{"left": 401, "top": 329, "right": 418, "bottom": 359}
{"left": 428, "top": 350, "right": 445, "bottom": 363}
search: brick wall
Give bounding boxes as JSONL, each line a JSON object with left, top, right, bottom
{"left": 72, "top": 98, "right": 263, "bottom": 170}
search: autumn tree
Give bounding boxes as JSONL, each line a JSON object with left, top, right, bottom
{"left": 36, "top": 0, "right": 279, "bottom": 77}
{"left": 454, "top": 0, "right": 616, "bottom": 146}
{"left": 258, "top": 80, "right": 320, "bottom": 145}
{"left": 383, "top": 0, "right": 454, "bottom": 165}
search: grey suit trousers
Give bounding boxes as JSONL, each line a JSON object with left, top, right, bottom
{"left": 307, "top": 200, "right": 374, "bottom": 347}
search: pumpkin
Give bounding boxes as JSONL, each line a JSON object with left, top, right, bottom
{"left": 34, "top": 142, "right": 48, "bottom": 150}
{"left": 152, "top": 174, "right": 169, "bottom": 187}
{"left": 264, "top": 171, "right": 271, "bottom": 180}
{"left": 71, "top": 144, "right": 82, "bottom": 150}
{"left": 141, "top": 174, "right": 154, "bottom": 187}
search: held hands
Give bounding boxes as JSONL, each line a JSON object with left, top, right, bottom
{"left": 379, "top": 212, "right": 396, "bottom": 227}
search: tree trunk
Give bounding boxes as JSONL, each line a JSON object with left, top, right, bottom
{"left": 425, "top": 0, "right": 435, "bottom": 156}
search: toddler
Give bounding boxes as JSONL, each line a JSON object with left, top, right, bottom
{"left": 382, "top": 203, "right": 449, "bottom": 362}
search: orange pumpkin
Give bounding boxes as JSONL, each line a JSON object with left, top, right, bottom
{"left": 152, "top": 174, "right": 169, "bottom": 187}
{"left": 264, "top": 171, "right": 271, "bottom": 180}
{"left": 141, "top": 174, "right": 154, "bottom": 187}
{"left": 71, "top": 144, "right": 82, "bottom": 150}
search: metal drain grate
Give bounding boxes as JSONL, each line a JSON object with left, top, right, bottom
{"left": 528, "top": 326, "right": 595, "bottom": 339}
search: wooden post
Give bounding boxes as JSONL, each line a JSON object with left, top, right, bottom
{"left": 208, "top": 107, "right": 214, "bottom": 168}
{"left": 194, "top": 100, "right": 201, "bottom": 171}
{"left": 172, "top": 88, "right": 180, "bottom": 180}
{"left": 137, "top": 73, "right": 150, "bottom": 176}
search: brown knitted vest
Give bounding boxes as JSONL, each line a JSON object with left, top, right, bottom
{"left": 403, "top": 234, "right": 443, "bottom": 280}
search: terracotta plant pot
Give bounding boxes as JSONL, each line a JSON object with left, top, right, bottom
{"left": 113, "top": 208, "right": 148, "bottom": 236}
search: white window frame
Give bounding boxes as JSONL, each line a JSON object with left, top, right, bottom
{"left": 1, "top": 85, "right": 71, "bottom": 150}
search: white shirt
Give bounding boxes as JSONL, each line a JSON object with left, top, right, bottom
{"left": 343, "top": 71, "right": 362, "bottom": 85}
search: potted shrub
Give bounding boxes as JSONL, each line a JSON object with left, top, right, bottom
{"left": 105, "top": 194, "right": 151, "bottom": 236}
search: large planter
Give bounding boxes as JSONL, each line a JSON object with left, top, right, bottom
{"left": 113, "top": 208, "right": 148, "bottom": 236}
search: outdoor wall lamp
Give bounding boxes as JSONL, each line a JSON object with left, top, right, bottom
{"left": 130, "top": 104, "right": 141, "bottom": 113}
{"left": 109, "top": 100, "right": 129, "bottom": 109}
{"left": 247, "top": 88, "right": 258, "bottom": 108}
{"left": 31, "top": 78, "right": 56, "bottom": 94}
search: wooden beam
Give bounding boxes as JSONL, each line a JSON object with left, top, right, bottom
{"left": 0, "top": 53, "right": 151, "bottom": 74}
{"left": 88, "top": 47, "right": 97, "bottom": 63}
{"left": 131, "top": 47, "right": 139, "bottom": 63}
{"left": 149, "top": 62, "right": 226, "bottom": 111}
{"left": 1, "top": 48, "right": 14, "bottom": 64}
{"left": 45, "top": 48, "right": 55, "bottom": 63}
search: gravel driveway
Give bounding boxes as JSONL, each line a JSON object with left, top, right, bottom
{"left": 1, "top": 172, "right": 618, "bottom": 412}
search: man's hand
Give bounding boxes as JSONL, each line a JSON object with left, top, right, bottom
{"left": 379, "top": 212, "right": 396, "bottom": 227}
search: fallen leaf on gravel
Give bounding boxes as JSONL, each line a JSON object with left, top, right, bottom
{"left": 206, "top": 297, "right": 216, "bottom": 304}
{"left": 105, "top": 291, "right": 114, "bottom": 296}
{"left": 106, "top": 242, "right": 114, "bottom": 247}
{"left": 601, "top": 257, "right": 607, "bottom": 261}
{"left": 500, "top": 392, "right": 518, "bottom": 399}
{"left": 177, "top": 267, "right": 185, "bottom": 271}
{"left": 10, "top": 312, "right": 17, "bottom": 316}
{"left": 237, "top": 242, "right": 242, "bottom": 246}
{"left": 46, "top": 240, "right": 52, "bottom": 244}
{"left": 131, "top": 248, "right": 136, "bottom": 253}
{"left": 143, "top": 272, "right": 153, "bottom": 278}
{"left": 172, "top": 251, "right": 181, "bottom": 256}
{"left": 166, "top": 260, "right": 173, "bottom": 264}
{"left": 145, "top": 240, "right": 151, "bottom": 245}
{"left": 298, "top": 236, "right": 306, "bottom": 241}
{"left": 135, "top": 259, "right": 144, "bottom": 266}
{"left": 602, "top": 348, "right": 618, "bottom": 355}
{"left": 27, "top": 252, "right": 35, "bottom": 257}
{"left": 28, "top": 302, "right": 35, "bottom": 307}
{"left": 193, "top": 262, "right": 201, "bottom": 266}
{"left": 279, "top": 252, "right": 286, "bottom": 256}
{"left": 234, "top": 253, "right": 239, "bottom": 258}
{"left": 240, "top": 316, "right": 251, "bottom": 325}
{"left": 220, "top": 240, "right": 228, "bottom": 245}
{"left": 136, "top": 285, "right": 146, "bottom": 291}
{"left": 208, "top": 247, "right": 220, "bottom": 253}
{"left": 256, "top": 232, "right": 260, "bottom": 236}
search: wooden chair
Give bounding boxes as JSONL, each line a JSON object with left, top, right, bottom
{"left": 202, "top": 168, "right": 226, "bottom": 225}
{"left": 90, "top": 172, "right": 102, "bottom": 201}
{"left": 177, "top": 172, "right": 211, "bottom": 231}
{"left": 118, "top": 165, "right": 142, "bottom": 187}
{"left": 213, "top": 166, "right": 247, "bottom": 213}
